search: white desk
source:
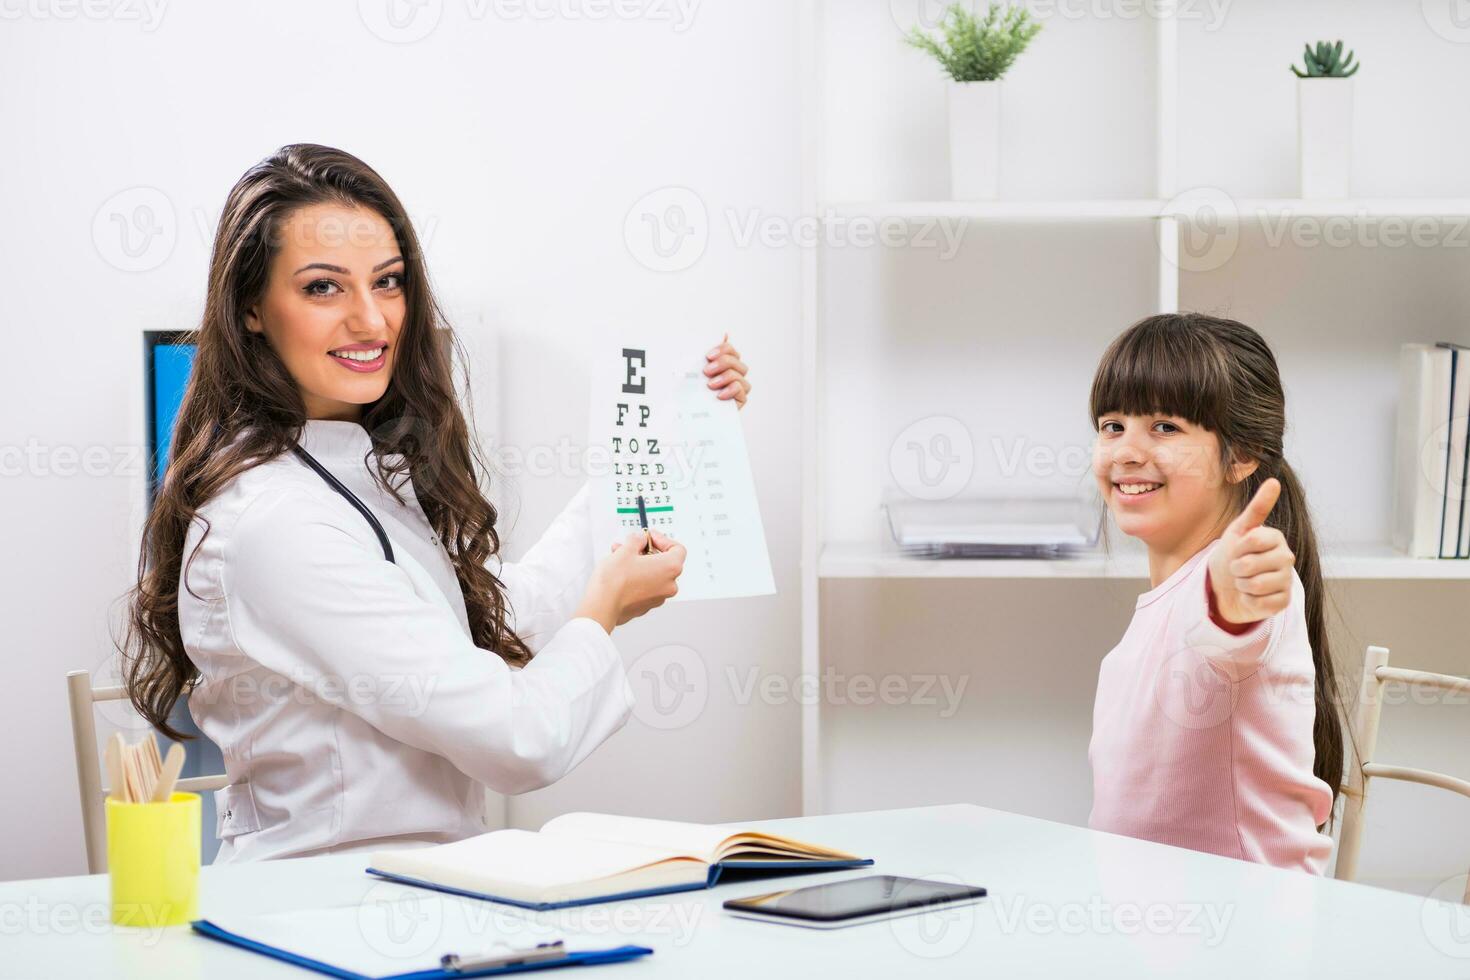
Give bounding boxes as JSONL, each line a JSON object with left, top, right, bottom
{"left": 4, "top": 804, "right": 1467, "bottom": 978}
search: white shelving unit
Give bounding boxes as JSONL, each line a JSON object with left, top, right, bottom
{"left": 798, "top": 1, "right": 1470, "bottom": 820}
{"left": 819, "top": 542, "right": 1470, "bottom": 581}
{"left": 824, "top": 200, "right": 1470, "bottom": 220}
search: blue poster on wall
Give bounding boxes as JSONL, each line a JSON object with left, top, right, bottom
{"left": 151, "top": 340, "right": 196, "bottom": 486}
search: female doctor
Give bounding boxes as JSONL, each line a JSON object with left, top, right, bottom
{"left": 120, "top": 144, "right": 752, "bottom": 862}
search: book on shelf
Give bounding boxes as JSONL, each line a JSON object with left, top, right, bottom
{"left": 1394, "top": 342, "right": 1470, "bottom": 558}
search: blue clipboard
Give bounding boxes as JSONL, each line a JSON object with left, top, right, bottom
{"left": 191, "top": 919, "right": 652, "bottom": 979}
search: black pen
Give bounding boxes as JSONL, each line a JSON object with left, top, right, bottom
{"left": 636, "top": 494, "right": 654, "bottom": 555}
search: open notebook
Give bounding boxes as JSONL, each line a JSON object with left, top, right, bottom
{"left": 367, "top": 812, "right": 874, "bottom": 910}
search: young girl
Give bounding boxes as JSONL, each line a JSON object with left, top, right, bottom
{"left": 1087, "top": 312, "right": 1342, "bottom": 875}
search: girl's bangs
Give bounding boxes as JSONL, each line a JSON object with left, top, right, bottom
{"left": 1089, "top": 316, "right": 1229, "bottom": 429}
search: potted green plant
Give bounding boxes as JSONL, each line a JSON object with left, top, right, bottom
{"left": 1292, "top": 40, "right": 1360, "bottom": 198}
{"left": 906, "top": 3, "right": 1042, "bottom": 200}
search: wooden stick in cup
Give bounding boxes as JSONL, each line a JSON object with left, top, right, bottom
{"left": 137, "top": 742, "right": 153, "bottom": 802}
{"left": 125, "top": 737, "right": 149, "bottom": 803}
{"left": 151, "top": 744, "right": 185, "bottom": 803}
{"left": 144, "top": 735, "right": 162, "bottom": 789}
{"left": 130, "top": 742, "right": 147, "bottom": 804}
{"left": 119, "top": 740, "right": 138, "bottom": 803}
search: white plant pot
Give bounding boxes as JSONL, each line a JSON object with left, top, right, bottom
{"left": 1297, "top": 77, "right": 1353, "bottom": 198}
{"left": 947, "top": 79, "right": 1002, "bottom": 200}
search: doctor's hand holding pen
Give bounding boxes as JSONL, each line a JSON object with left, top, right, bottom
{"left": 576, "top": 529, "right": 687, "bottom": 632}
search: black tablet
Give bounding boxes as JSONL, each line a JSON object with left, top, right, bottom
{"left": 723, "top": 875, "right": 987, "bottom": 929}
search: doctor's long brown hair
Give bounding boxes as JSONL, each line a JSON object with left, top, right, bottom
{"left": 1090, "top": 313, "right": 1346, "bottom": 824}
{"left": 121, "top": 144, "right": 533, "bottom": 740}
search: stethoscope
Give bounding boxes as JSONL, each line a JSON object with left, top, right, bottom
{"left": 291, "top": 444, "right": 396, "bottom": 564}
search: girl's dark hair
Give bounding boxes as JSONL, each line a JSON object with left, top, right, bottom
{"left": 120, "top": 143, "right": 532, "bottom": 740}
{"left": 1089, "top": 312, "right": 1345, "bottom": 822}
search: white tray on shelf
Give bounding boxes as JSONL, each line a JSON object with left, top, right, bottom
{"left": 881, "top": 492, "right": 1103, "bottom": 560}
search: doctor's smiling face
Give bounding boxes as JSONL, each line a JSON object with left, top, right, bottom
{"left": 245, "top": 202, "right": 405, "bottom": 422}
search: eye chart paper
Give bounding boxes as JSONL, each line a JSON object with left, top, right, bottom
{"left": 588, "top": 343, "right": 775, "bottom": 601}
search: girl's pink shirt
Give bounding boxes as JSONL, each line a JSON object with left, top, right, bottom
{"left": 1087, "top": 539, "right": 1335, "bottom": 874}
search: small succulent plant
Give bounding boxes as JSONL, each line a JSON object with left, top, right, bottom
{"left": 1291, "top": 40, "right": 1359, "bottom": 78}
{"left": 905, "top": 3, "right": 1042, "bottom": 83}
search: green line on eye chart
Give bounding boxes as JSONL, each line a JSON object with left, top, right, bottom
{"left": 617, "top": 506, "right": 674, "bottom": 513}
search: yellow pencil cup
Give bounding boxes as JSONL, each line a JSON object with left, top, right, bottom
{"left": 105, "top": 792, "right": 201, "bottom": 928}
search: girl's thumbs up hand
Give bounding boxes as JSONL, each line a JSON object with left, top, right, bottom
{"left": 1207, "top": 478, "right": 1295, "bottom": 626}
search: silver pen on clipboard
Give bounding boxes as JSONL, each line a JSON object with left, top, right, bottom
{"left": 440, "top": 939, "right": 568, "bottom": 972}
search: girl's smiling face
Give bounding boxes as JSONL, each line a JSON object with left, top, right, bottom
{"left": 245, "top": 202, "right": 406, "bottom": 421}
{"left": 1093, "top": 412, "right": 1241, "bottom": 551}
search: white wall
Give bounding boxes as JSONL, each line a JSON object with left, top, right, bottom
{"left": 0, "top": 0, "right": 802, "bottom": 881}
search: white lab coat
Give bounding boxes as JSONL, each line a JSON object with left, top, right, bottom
{"left": 178, "top": 419, "right": 633, "bottom": 863}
